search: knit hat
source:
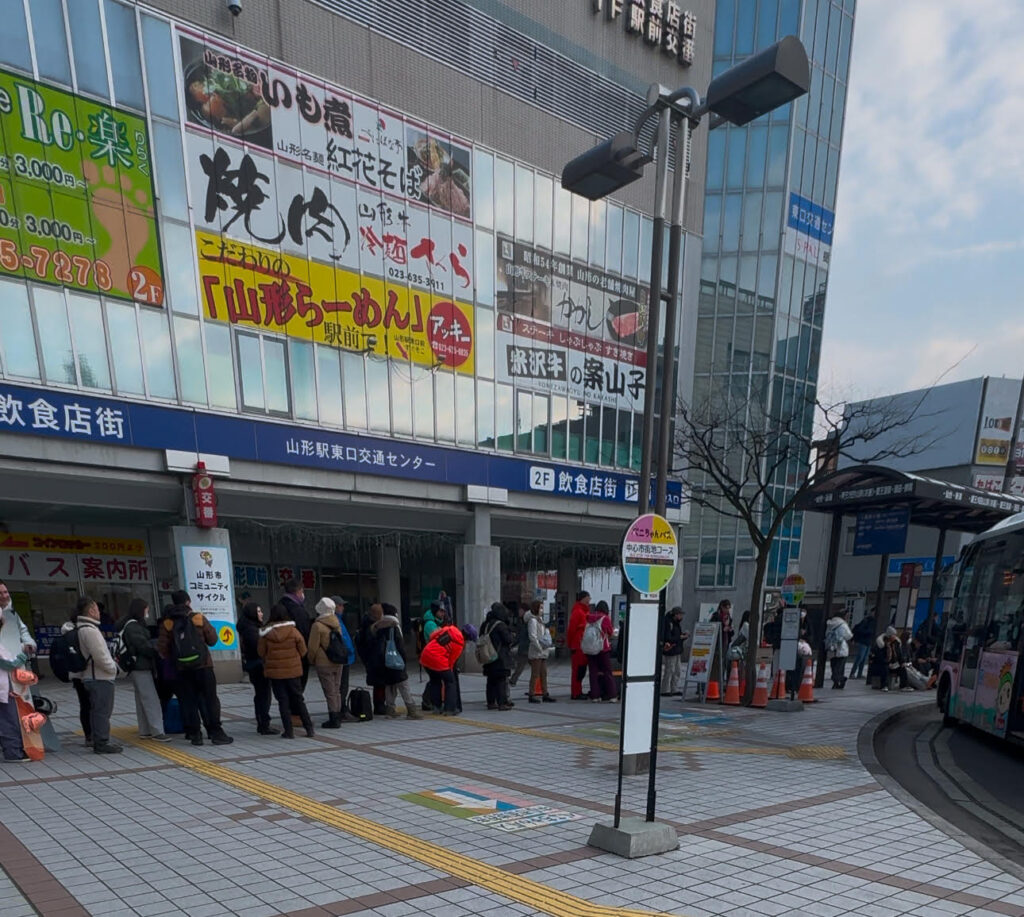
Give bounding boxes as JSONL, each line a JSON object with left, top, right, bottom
{"left": 885, "top": 626, "right": 897, "bottom": 637}
{"left": 315, "top": 597, "right": 336, "bottom": 616}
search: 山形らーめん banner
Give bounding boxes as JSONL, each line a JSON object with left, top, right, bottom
{"left": 0, "top": 68, "right": 163, "bottom": 304}
{"left": 197, "top": 229, "right": 474, "bottom": 373}
{"left": 495, "top": 235, "right": 649, "bottom": 410}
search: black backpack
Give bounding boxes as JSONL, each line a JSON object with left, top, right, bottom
{"left": 49, "top": 627, "right": 88, "bottom": 682}
{"left": 171, "top": 617, "right": 205, "bottom": 670}
{"left": 325, "top": 629, "right": 348, "bottom": 665}
{"left": 112, "top": 621, "right": 139, "bottom": 674}
{"left": 347, "top": 687, "right": 373, "bottom": 721}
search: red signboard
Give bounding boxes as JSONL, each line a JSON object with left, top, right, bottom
{"left": 192, "top": 462, "right": 218, "bottom": 528}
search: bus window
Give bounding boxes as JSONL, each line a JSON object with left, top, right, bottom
{"left": 943, "top": 547, "right": 976, "bottom": 662}
{"left": 987, "top": 551, "right": 1024, "bottom": 651}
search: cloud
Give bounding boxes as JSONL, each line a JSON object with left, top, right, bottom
{"left": 835, "top": 0, "right": 1024, "bottom": 239}
{"left": 818, "top": 320, "right": 1024, "bottom": 403}
{"left": 821, "top": 1, "right": 1024, "bottom": 399}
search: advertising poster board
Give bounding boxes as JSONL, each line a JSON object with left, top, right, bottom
{"left": 180, "top": 544, "right": 237, "bottom": 651}
{"left": 685, "top": 622, "right": 719, "bottom": 685}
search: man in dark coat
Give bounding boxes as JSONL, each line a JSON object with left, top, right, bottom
{"left": 481, "top": 602, "right": 514, "bottom": 710}
{"left": 280, "top": 578, "right": 312, "bottom": 689}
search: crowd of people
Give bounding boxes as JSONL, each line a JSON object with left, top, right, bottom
{"left": 1, "top": 571, "right": 951, "bottom": 765}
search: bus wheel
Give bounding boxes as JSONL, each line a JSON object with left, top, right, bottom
{"left": 937, "top": 676, "right": 955, "bottom": 727}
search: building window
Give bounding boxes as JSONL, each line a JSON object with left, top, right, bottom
{"left": 0, "top": 279, "right": 40, "bottom": 380}
{"left": 104, "top": 0, "right": 145, "bottom": 110}
{"left": 289, "top": 340, "right": 317, "bottom": 421}
{"left": 32, "top": 287, "right": 76, "bottom": 385}
{"left": 68, "top": 0, "right": 110, "bottom": 98}
{"left": 263, "top": 337, "right": 289, "bottom": 414}
{"left": 141, "top": 14, "right": 179, "bottom": 120}
{"left": 67, "top": 293, "right": 112, "bottom": 391}
{"left": 237, "top": 333, "right": 265, "bottom": 411}
{"left": 315, "top": 344, "right": 343, "bottom": 427}
{"left": 29, "top": 0, "right": 72, "bottom": 86}
{"left": 105, "top": 302, "right": 145, "bottom": 395}
{"left": 138, "top": 307, "right": 176, "bottom": 399}
{"left": 173, "top": 315, "right": 207, "bottom": 405}
{"left": 0, "top": 0, "right": 32, "bottom": 72}
{"left": 203, "top": 321, "right": 236, "bottom": 409}
{"left": 342, "top": 352, "right": 368, "bottom": 430}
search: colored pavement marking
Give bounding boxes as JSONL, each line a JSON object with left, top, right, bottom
{"left": 447, "top": 716, "right": 846, "bottom": 760}
{"left": 112, "top": 730, "right": 680, "bottom": 917}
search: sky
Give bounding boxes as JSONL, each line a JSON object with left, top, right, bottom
{"left": 820, "top": 0, "right": 1024, "bottom": 404}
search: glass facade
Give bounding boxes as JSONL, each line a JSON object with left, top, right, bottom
{"left": 0, "top": 0, "right": 679, "bottom": 479}
{"left": 690, "top": 0, "right": 854, "bottom": 587}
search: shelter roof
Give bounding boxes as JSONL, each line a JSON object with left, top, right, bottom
{"left": 796, "top": 464, "right": 1024, "bottom": 533}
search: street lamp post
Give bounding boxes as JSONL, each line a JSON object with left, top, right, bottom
{"left": 564, "top": 36, "right": 809, "bottom": 858}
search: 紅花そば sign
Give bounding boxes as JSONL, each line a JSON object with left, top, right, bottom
{"left": 180, "top": 545, "right": 236, "bottom": 651}
{"left": 621, "top": 513, "right": 678, "bottom": 594}
{"left": 179, "top": 28, "right": 474, "bottom": 303}
{"left": 0, "top": 68, "right": 163, "bottom": 304}
{"left": 197, "top": 230, "right": 474, "bottom": 372}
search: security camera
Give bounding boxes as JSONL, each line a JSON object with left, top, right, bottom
{"left": 227, "top": 0, "right": 241, "bottom": 15}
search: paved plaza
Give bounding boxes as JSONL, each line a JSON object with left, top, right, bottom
{"left": 1, "top": 664, "right": 1023, "bottom": 917}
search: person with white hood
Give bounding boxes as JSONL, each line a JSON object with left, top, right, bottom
{"left": 0, "top": 579, "right": 35, "bottom": 763}
{"left": 73, "top": 595, "right": 122, "bottom": 754}
{"left": 307, "top": 597, "right": 345, "bottom": 728}
{"left": 824, "top": 609, "right": 854, "bottom": 689}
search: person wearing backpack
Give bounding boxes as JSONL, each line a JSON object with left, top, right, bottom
{"left": 419, "top": 619, "right": 465, "bottom": 715}
{"left": 279, "top": 578, "right": 313, "bottom": 690}
{"left": 0, "top": 579, "right": 36, "bottom": 763}
{"left": 118, "top": 598, "right": 170, "bottom": 742}
{"left": 366, "top": 603, "right": 422, "bottom": 719}
{"left": 825, "top": 610, "right": 854, "bottom": 689}
{"left": 238, "top": 601, "right": 277, "bottom": 735}
{"left": 525, "top": 600, "right": 556, "bottom": 704}
{"left": 72, "top": 596, "right": 122, "bottom": 754}
{"left": 480, "top": 603, "right": 514, "bottom": 711}
{"left": 584, "top": 600, "right": 617, "bottom": 702}
{"left": 307, "top": 597, "right": 346, "bottom": 728}
{"left": 566, "top": 591, "right": 591, "bottom": 700}
{"left": 258, "top": 604, "right": 315, "bottom": 738}
{"left": 157, "top": 590, "right": 233, "bottom": 747}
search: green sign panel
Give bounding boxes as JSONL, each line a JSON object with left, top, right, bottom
{"left": 0, "top": 68, "right": 163, "bottom": 304}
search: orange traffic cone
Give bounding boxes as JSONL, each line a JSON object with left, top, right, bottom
{"left": 532, "top": 675, "right": 543, "bottom": 697}
{"left": 724, "top": 661, "right": 741, "bottom": 705}
{"left": 798, "top": 660, "right": 815, "bottom": 703}
{"left": 751, "top": 662, "right": 770, "bottom": 708}
{"left": 705, "top": 677, "right": 720, "bottom": 702}
{"left": 769, "top": 668, "right": 786, "bottom": 700}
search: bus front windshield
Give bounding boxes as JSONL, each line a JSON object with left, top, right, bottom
{"left": 944, "top": 531, "right": 1024, "bottom": 662}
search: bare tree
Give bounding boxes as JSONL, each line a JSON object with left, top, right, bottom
{"left": 674, "top": 380, "right": 939, "bottom": 703}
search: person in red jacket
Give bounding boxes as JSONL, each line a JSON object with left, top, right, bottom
{"left": 419, "top": 623, "right": 466, "bottom": 716}
{"left": 567, "top": 591, "right": 591, "bottom": 700}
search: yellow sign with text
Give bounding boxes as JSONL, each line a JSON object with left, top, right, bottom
{"left": 0, "top": 532, "right": 146, "bottom": 556}
{"left": 196, "top": 231, "right": 474, "bottom": 374}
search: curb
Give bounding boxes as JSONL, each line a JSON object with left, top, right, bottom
{"left": 857, "top": 700, "right": 1024, "bottom": 882}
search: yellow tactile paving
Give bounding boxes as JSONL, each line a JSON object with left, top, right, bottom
{"left": 447, "top": 716, "right": 846, "bottom": 760}
{"left": 114, "top": 730, "right": 681, "bottom": 917}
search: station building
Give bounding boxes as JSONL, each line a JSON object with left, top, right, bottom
{"left": 0, "top": 0, "right": 714, "bottom": 662}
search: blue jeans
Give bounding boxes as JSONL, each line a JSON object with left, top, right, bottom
{"left": 850, "top": 642, "right": 870, "bottom": 678}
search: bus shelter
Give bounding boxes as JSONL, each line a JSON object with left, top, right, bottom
{"left": 797, "top": 465, "right": 1024, "bottom": 682}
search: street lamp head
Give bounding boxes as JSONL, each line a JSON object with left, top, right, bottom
{"left": 561, "top": 131, "right": 649, "bottom": 201}
{"left": 706, "top": 35, "right": 810, "bottom": 127}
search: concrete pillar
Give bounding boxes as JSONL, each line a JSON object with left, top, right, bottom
{"left": 557, "top": 554, "right": 578, "bottom": 603}
{"left": 456, "top": 506, "right": 500, "bottom": 671}
{"left": 376, "top": 544, "right": 401, "bottom": 609}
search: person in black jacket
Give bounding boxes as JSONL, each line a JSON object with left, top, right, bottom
{"left": 279, "top": 579, "right": 312, "bottom": 690}
{"left": 660, "top": 606, "right": 688, "bottom": 696}
{"left": 238, "top": 602, "right": 278, "bottom": 735}
{"left": 481, "top": 602, "right": 514, "bottom": 711}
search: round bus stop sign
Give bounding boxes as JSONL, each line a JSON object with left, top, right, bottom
{"left": 780, "top": 573, "right": 806, "bottom": 606}
{"left": 621, "top": 513, "right": 678, "bottom": 594}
